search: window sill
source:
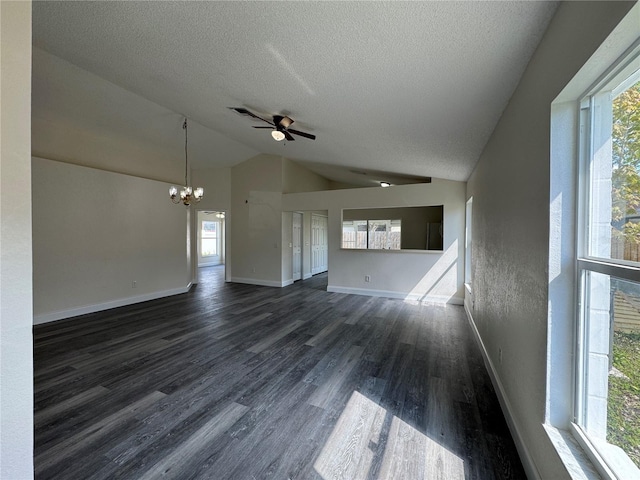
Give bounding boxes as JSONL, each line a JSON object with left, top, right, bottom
{"left": 569, "top": 423, "right": 640, "bottom": 480}
{"left": 544, "top": 424, "right": 640, "bottom": 480}
{"left": 543, "top": 424, "right": 601, "bottom": 480}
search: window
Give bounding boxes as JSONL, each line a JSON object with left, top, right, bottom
{"left": 201, "top": 220, "right": 218, "bottom": 257}
{"left": 341, "top": 206, "right": 443, "bottom": 251}
{"left": 576, "top": 55, "right": 640, "bottom": 478}
{"left": 341, "top": 219, "right": 401, "bottom": 250}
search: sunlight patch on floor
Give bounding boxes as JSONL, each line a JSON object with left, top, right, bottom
{"left": 314, "top": 390, "right": 465, "bottom": 479}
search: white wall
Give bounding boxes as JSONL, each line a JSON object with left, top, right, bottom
{"left": 465, "top": 2, "right": 636, "bottom": 479}
{"left": 283, "top": 180, "right": 465, "bottom": 303}
{"left": 0, "top": 2, "right": 33, "bottom": 477}
{"left": 32, "top": 48, "right": 257, "bottom": 184}
{"left": 192, "top": 167, "right": 232, "bottom": 212}
{"left": 282, "top": 158, "right": 331, "bottom": 193}
{"left": 32, "top": 157, "right": 190, "bottom": 323}
{"left": 230, "top": 155, "right": 285, "bottom": 286}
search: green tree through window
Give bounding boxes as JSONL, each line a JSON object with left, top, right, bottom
{"left": 612, "top": 81, "right": 640, "bottom": 247}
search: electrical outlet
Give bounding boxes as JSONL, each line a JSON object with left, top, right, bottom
{"left": 498, "top": 348, "right": 503, "bottom": 364}
{"left": 132, "top": 280, "right": 137, "bottom": 288}
{"left": 252, "top": 267, "right": 256, "bottom": 273}
{"left": 365, "top": 275, "right": 371, "bottom": 282}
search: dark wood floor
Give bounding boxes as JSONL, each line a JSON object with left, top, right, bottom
{"left": 34, "top": 266, "right": 526, "bottom": 479}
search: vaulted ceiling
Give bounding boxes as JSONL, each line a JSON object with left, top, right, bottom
{"left": 32, "top": 1, "right": 558, "bottom": 183}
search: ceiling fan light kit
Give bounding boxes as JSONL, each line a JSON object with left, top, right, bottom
{"left": 169, "top": 118, "right": 204, "bottom": 206}
{"left": 271, "top": 130, "right": 285, "bottom": 141}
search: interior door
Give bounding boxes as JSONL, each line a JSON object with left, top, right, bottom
{"left": 292, "top": 212, "right": 302, "bottom": 281}
{"left": 311, "top": 214, "right": 328, "bottom": 274}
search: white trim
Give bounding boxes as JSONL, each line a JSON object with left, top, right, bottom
{"left": 570, "top": 423, "right": 617, "bottom": 480}
{"left": 33, "top": 284, "right": 192, "bottom": 325}
{"left": 570, "top": 422, "right": 640, "bottom": 480}
{"left": 543, "top": 425, "right": 602, "bottom": 480}
{"left": 230, "top": 277, "right": 291, "bottom": 288}
{"left": 327, "top": 285, "right": 463, "bottom": 305}
{"left": 464, "top": 302, "right": 542, "bottom": 480}
{"left": 303, "top": 273, "right": 313, "bottom": 280}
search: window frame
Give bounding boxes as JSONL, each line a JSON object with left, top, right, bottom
{"left": 574, "top": 48, "right": 640, "bottom": 479}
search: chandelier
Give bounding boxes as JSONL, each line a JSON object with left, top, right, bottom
{"left": 169, "top": 118, "right": 204, "bottom": 206}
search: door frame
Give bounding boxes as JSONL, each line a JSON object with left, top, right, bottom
{"left": 192, "top": 209, "right": 229, "bottom": 285}
{"left": 292, "top": 212, "right": 303, "bottom": 281}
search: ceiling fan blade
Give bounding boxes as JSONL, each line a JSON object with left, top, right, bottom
{"left": 284, "top": 131, "right": 296, "bottom": 141}
{"left": 252, "top": 126, "right": 275, "bottom": 129}
{"left": 228, "top": 107, "right": 274, "bottom": 125}
{"left": 253, "top": 116, "right": 275, "bottom": 126}
{"left": 288, "top": 129, "right": 316, "bottom": 140}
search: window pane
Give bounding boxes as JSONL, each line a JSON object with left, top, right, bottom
{"left": 589, "top": 77, "right": 640, "bottom": 263}
{"left": 581, "top": 271, "right": 640, "bottom": 469}
{"left": 367, "top": 220, "right": 387, "bottom": 249}
{"left": 201, "top": 238, "right": 217, "bottom": 256}
{"left": 367, "top": 220, "right": 401, "bottom": 250}
{"left": 609, "top": 276, "right": 640, "bottom": 468}
{"left": 342, "top": 220, "right": 367, "bottom": 249}
{"left": 354, "top": 221, "right": 367, "bottom": 249}
{"left": 202, "top": 221, "right": 217, "bottom": 238}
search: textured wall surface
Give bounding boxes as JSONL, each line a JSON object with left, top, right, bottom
{"left": 0, "top": 2, "right": 34, "bottom": 477}
{"left": 466, "top": 2, "right": 636, "bottom": 478}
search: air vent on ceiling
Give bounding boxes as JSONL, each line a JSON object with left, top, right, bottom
{"left": 228, "top": 107, "right": 254, "bottom": 117}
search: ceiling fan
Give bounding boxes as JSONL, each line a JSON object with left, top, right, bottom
{"left": 229, "top": 107, "right": 316, "bottom": 141}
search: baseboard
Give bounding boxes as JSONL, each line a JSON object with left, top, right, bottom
{"left": 464, "top": 303, "right": 541, "bottom": 480}
{"left": 303, "top": 273, "right": 313, "bottom": 280}
{"left": 33, "top": 284, "right": 192, "bottom": 325}
{"left": 282, "top": 279, "right": 294, "bottom": 287}
{"left": 327, "top": 285, "right": 463, "bottom": 305}
{"left": 230, "top": 277, "right": 291, "bottom": 288}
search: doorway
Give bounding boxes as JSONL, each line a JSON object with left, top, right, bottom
{"left": 197, "top": 211, "right": 225, "bottom": 268}
{"left": 311, "top": 214, "right": 328, "bottom": 275}
{"left": 292, "top": 212, "right": 302, "bottom": 281}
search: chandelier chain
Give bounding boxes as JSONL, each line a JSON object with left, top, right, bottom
{"left": 183, "top": 118, "right": 188, "bottom": 186}
{"left": 169, "top": 116, "right": 203, "bottom": 206}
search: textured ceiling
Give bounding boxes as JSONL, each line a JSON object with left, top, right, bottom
{"left": 32, "top": 1, "right": 558, "bottom": 183}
